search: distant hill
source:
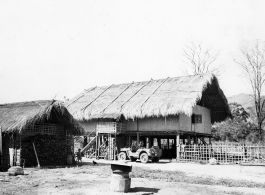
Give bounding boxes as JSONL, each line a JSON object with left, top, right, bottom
{"left": 227, "top": 93, "right": 265, "bottom": 123}
{"left": 227, "top": 93, "right": 254, "bottom": 110}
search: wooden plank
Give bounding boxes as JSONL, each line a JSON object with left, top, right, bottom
{"left": 9, "top": 148, "right": 14, "bottom": 167}
{"left": 16, "top": 149, "right": 21, "bottom": 166}
{"left": 33, "top": 143, "right": 40, "bottom": 168}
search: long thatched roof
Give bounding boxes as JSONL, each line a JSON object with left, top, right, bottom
{"left": 66, "top": 74, "right": 231, "bottom": 123}
{"left": 0, "top": 100, "right": 84, "bottom": 134}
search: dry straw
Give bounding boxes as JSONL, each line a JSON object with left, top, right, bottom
{"left": 0, "top": 100, "right": 84, "bottom": 135}
{"left": 66, "top": 73, "right": 230, "bottom": 122}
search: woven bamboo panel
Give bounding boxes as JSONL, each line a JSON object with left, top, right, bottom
{"left": 23, "top": 124, "right": 64, "bottom": 136}
{"left": 97, "top": 122, "right": 126, "bottom": 134}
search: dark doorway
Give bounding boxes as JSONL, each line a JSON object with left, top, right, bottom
{"left": 160, "top": 138, "right": 176, "bottom": 158}
{"left": 141, "top": 136, "right": 176, "bottom": 159}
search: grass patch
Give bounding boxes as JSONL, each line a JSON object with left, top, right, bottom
{"left": 40, "top": 165, "right": 265, "bottom": 189}
{"left": 130, "top": 166, "right": 265, "bottom": 188}
{"left": 69, "top": 165, "right": 112, "bottom": 178}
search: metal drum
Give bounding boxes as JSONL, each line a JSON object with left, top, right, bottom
{"left": 110, "top": 162, "right": 132, "bottom": 193}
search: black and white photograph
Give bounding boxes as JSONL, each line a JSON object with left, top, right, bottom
{"left": 0, "top": 0, "right": 265, "bottom": 194}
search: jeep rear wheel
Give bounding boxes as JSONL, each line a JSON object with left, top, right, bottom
{"left": 118, "top": 152, "right": 127, "bottom": 161}
{"left": 140, "top": 153, "right": 149, "bottom": 163}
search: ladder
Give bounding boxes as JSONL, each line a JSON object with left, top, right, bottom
{"left": 81, "top": 136, "right": 96, "bottom": 153}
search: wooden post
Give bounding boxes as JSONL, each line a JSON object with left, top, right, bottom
{"left": 32, "top": 143, "right": 40, "bottom": 168}
{"left": 114, "top": 133, "right": 117, "bottom": 161}
{"left": 136, "top": 119, "right": 140, "bottom": 143}
{"left": 194, "top": 135, "right": 198, "bottom": 144}
{"left": 146, "top": 137, "right": 150, "bottom": 148}
{"left": 95, "top": 132, "right": 98, "bottom": 159}
{"left": 187, "top": 135, "right": 191, "bottom": 145}
{"left": 0, "top": 126, "right": 2, "bottom": 156}
{"left": 0, "top": 127, "right": 2, "bottom": 167}
{"left": 128, "top": 135, "right": 131, "bottom": 147}
{"left": 208, "top": 137, "right": 212, "bottom": 158}
{"left": 176, "top": 134, "right": 180, "bottom": 161}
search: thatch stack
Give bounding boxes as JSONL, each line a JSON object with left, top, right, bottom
{"left": 21, "top": 134, "right": 67, "bottom": 167}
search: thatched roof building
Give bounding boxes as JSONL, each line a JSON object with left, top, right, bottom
{"left": 66, "top": 74, "right": 231, "bottom": 123}
{"left": 0, "top": 100, "right": 83, "bottom": 135}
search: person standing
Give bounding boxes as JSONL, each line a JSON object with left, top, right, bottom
{"left": 76, "top": 148, "right": 82, "bottom": 165}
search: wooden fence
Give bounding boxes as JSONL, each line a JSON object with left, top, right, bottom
{"left": 178, "top": 144, "right": 265, "bottom": 165}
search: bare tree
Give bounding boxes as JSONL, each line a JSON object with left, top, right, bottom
{"left": 182, "top": 40, "right": 220, "bottom": 75}
{"left": 234, "top": 40, "right": 265, "bottom": 141}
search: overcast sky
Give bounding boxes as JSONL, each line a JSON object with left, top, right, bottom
{"left": 0, "top": 0, "right": 264, "bottom": 104}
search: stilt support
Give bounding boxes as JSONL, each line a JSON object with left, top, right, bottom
{"left": 176, "top": 134, "right": 180, "bottom": 161}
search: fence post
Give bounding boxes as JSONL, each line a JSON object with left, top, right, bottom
{"left": 225, "top": 144, "right": 227, "bottom": 163}
{"left": 208, "top": 144, "right": 212, "bottom": 159}
{"left": 176, "top": 134, "right": 180, "bottom": 161}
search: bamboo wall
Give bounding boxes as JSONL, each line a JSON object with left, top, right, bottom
{"left": 125, "top": 105, "right": 211, "bottom": 134}
{"left": 1, "top": 123, "right": 73, "bottom": 169}
{"left": 78, "top": 105, "right": 211, "bottom": 135}
{"left": 126, "top": 115, "right": 180, "bottom": 132}
{"left": 191, "top": 106, "right": 211, "bottom": 134}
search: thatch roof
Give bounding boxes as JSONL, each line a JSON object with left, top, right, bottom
{"left": 66, "top": 74, "right": 231, "bottom": 123}
{"left": 0, "top": 100, "right": 84, "bottom": 134}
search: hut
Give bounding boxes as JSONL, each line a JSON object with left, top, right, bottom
{"left": 66, "top": 74, "right": 231, "bottom": 160}
{"left": 0, "top": 100, "right": 83, "bottom": 169}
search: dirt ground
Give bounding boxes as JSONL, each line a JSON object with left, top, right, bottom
{"left": 127, "top": 160, "right": 265, "bottom": 183}
{"left": 1, "top": 159, "right": 265, "bottom": 195}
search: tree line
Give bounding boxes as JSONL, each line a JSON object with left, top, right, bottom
{"left": 182, "top": 40, "right": 265, "bottom": 142}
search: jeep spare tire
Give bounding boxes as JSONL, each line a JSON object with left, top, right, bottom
{"left": 118, "top": 152, "right": 127, "bottom": 161}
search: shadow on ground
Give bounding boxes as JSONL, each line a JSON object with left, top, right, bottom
{"left": 129, "top": 187, "right": 160, "bottom": 193}
{"left": 135, "top": 161, "right": 171, "bottom": 164}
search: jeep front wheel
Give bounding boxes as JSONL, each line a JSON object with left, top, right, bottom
{"left": 140, "top": 153, "right": 149, "bottom": 163}
{"left": 118, "top": 152, "right": 127, "bottom": 161}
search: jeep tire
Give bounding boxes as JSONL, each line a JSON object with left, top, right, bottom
{"left": 140, "top": 153, "right": 149, "bottom": 163}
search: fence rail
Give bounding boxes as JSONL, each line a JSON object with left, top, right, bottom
{"left": 178, "top": 144, "right": 265, "bottom": 165}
